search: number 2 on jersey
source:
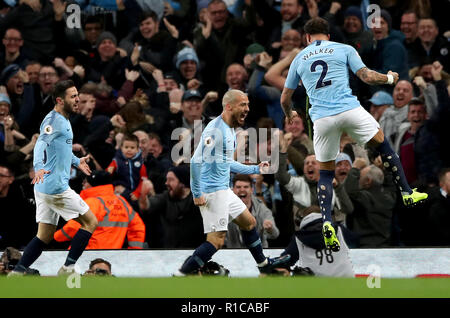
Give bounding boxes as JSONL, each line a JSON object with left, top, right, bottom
{"left": 311, "top": 60, "right": 331, "bottom": 89}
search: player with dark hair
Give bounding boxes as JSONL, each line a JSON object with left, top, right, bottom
{"left": 281, "top": 17, "right": 428, "bottom": 252}
{"left": 174, "top": 89, "right": 290, "bottom": 276}
{"left": 9, "top": 80, "right": 98, "bottom": 276}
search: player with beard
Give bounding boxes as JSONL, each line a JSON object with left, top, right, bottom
{"left": 174, "top": 89, "right": 290, "bottom": 276}
{"left": 9, "top": 80, "right": 98, "bottom": 276}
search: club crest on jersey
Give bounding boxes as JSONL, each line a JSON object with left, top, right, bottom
{"left": 44, "top": 125, "right": 53, "bottom": 134}
{"left": 204, "top": 136, "right": 214, "bottom": 147}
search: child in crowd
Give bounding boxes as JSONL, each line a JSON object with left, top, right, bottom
{"left": 107, "top": 133, "right": 148, "bottom": 207}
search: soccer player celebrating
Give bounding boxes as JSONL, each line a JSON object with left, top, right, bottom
{"left": 9, "top": 80, "right": 98, "bottom": 276}
{"left": 174, "top": 89, "right": 290, "bottom": 276}
{"left": 281, "top": 18, "right": 428, "bottom": 252}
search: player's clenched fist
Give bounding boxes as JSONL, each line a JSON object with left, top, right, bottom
{"left": 193, "top": 196, "right": 207, "bottom": 206}
{"left": 387, "top": 70, "right": 399, "bottom": 85}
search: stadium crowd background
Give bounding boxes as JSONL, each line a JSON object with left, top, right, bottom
{"left": 0, "top": 0, "right": 449, "bottom": 254}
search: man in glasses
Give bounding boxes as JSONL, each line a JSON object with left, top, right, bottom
{"left": 0, "top": 28, "right": 28, "bottom": 70}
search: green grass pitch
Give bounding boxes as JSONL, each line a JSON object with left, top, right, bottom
{"left": 1, "top": 276, "right": 449, "bottom": 298}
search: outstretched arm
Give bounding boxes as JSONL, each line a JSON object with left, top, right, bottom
{"left": 356, "top": 67, "right": 399, "bottom": 86}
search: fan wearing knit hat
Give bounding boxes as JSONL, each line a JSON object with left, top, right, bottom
{"left": 175, "top": 47, "right": 200, "bottom": 82}
{"left": 335, "top": 152, "right": 353, "bottom": 184}
{"left": 342, "top": 6, "right": 373, "bottom": 54}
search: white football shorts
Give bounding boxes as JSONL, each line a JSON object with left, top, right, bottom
{"left": 199, "top": 188, "right": 247, "bottom": 233}
{"left": 35, "top": 188, "right": 90, "bottom": 225}
{"left": 313, "top": 106, "right": 380, "bottom": 162}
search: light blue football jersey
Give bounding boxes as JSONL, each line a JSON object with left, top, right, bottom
{"left": 33, "top": 110, "right": 80, "bottom": 194}
{"left": 190, "top": 115, "right": 260, "bottom": 198}
{"left": 285, "top": 40, "right": 366, "bottom": 122}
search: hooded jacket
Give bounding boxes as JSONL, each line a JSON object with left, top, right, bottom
{"left": 295, "top": 213, "right": 354, "bottom": 277}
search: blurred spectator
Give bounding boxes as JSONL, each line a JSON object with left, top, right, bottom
{"left": 93, "top": 70, "right": 139, "bottom": 118}
{"left": 70, "top": 83, "right": 110, "bottom": 146}
{"left": 0, "top": 93, "right": 28, "bottom": 152}
{"left": 334, "top": 152, "right": 352, "bottom": 185}
{"left": 409, "top": 18, "right": 450, "bottom": 72}
{"left": 34, "top": 64, "right": 60, "bottom": 130}
{"left": 0, "top": 163, "right": 36, "bottom": 250}
{"left": 283, "top": 112, "right": 313, "bottom": 155}
{"left": 426, "top": 168, "right": 450, "bottom": 246}
{"left": 277, "top": 206, "right": 355, "bottom": 277}
{"left": 143, "top": 132, "right": 173, "bottom": 194}
{"left": 24, "top": 60, "right": 41, "bottom": 84}
{"left": 119, "top": 10, "right": 178, "bottom": 73}
{"left": 117, "top": 99, "right": 155, "bottom": 134}
{"left": 1, "top": 64, "right": 37, "bottom": 138}
{"left": 82, "top": 114, "right": 126, "bottom": 169}
{"left": 341, "top": 6, "right": 373, "bottom": 56}
{"left": 169, "top": 88, "right": 210, "bottom": 132}
{"left": 264, "top": 47, "right": 308, "bottom": 117}
{"left": 193, "top": 0, "right": 257, "bottom": 91}
{"left": 134, "top": 129, "right": 172, "bottom": 193}
{"left": 0, "top": 0, "right": 63, "bottom": 62}
{"left": 400, "top": 11, "right": 419, "bottom": 45}
{"left": 414, "top": 62, "right": 450, "bottom": 186}
{"left": 400, "top": 11, "right": 419, "bottom": 69}
{"left": 247, "top": 51, "right": 284, "bottom": 127}
{"left": 344, "top": 158, "right": 397, "bottom": 248}
{"left": 275, "top": 131, "right": 353, "bottom": 233}
{"left": 255, "top": 0, "right": 307, "bottom": 47}
{"left": 243, "top": 42, "right": 265, "bottom": 73}
{"left": 225, "top": 62, "right": 248, "bottom": 92}
{"left": 0, "top": 27, "right": 28, "bottom": 69}
{"left": 54, "top": 170, "right": 146, "bottom": 249}
{"left": 392, "top": 98, "right": 427, "bottom": 185}
{"left": 0, "top": 246, "right": 39, "bottom": 276}
{"left": 84, "top": 31, "right": 128, "bottom": 90}
{"left": 368, "top": 90, "right": 394, "bottom": 122}
{"left": 174, "top": 46, "right": 202, "bottom": 91}
{"left": 162, "top": 0, "right": 198, "bottom": 41}
{"left": 226, "top": 174, "right": 279, "bottom": 248}
{"left": 84, "top": 258, "right": 113, "bottom": 276}
{"left": 76, "top": 15, "right": 104, "bottom": 63}
{"left": 269, "top": 29, "right": 303, "bottom": 62}
{"left": 379, "top": 80, "right": 413, "bottom": 142}
{"left": 138, "top": 165, "right": 205, "bottom": 248}
{"left": 368, "top": 10, "right": 409, "bottom": 93}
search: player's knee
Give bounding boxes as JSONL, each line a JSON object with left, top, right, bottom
{"left": 37, "top": 233, "right": 53, "bottom": 245}
{"left": 80, "top": 214, "right": 98, "bottom": 233}
{"left": 240, "top": 217, "right": 256, "bottom": 232}
{"left": 208, "top": 238, "right": 225, "bottom": 250}
{"left": 90, "top": 217, "right": 98, "bottom": 230}
{"left": 207, "top": 233, "right": 226, "bottom": 250}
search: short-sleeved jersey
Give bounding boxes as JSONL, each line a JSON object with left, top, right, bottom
{"left": 33, "top": 110, "right": 80, "bottom": 194}
{"left": 190, "top": 115, "right": 259, "bottom": 198}
{"left": 285, "top": 40, "right": 366, "bottom": 122}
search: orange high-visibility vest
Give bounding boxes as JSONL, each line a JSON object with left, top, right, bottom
{"left": 54, "top": 184, "right": 146, "bottom": 249}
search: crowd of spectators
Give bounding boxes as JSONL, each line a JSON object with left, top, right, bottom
{"left": 0, "top": 0, "right": 449, "bottom": 252}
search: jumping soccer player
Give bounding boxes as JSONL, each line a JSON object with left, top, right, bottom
{"left": 9, "top": 80, "right": 98, "bottom": 276}
{"left": 174, "top": 89, "right": 290, "bottom": 276}
{"left": 281, "top": 17, "right": 428, "bottom": 252}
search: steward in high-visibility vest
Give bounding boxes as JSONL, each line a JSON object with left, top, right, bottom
{"left": 54, "top": 170, "right": 146, "bottom": 249}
